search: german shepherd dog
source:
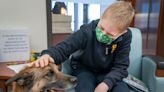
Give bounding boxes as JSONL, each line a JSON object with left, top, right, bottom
{"left": 6, "top": 63, "right": 77, "bottom": 92}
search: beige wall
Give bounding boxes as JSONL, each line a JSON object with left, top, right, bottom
{"left": 0, "top": 0, "right": 47, "bottom": 52}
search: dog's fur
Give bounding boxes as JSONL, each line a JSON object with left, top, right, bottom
{"left": 6, "top": 63, "right": 77, "bottom": 92}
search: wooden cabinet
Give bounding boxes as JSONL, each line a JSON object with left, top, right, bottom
{"left": 157, "top": 0, "right": 164, "bottom": 57}
{"left": 52, "top": 33, "right": 71, "bottom": 45}
{"left": 51, "top": 14, "right": 72, "bottom": 45}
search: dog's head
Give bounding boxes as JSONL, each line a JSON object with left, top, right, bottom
{"left": 6, "top": 63, "right": 77, "bottom": 92}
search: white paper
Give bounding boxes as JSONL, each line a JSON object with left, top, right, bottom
{"left": 0, "top": 27, "right": 30, "bottom": 62}
{"left": 7, "top": 63, "right": 29, "bottom": 73}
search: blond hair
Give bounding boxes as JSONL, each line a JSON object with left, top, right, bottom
{"left": 102, "top": 1, "right": 135, "bottom": 30}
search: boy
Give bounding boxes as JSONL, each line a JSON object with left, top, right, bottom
{"left": 30, "top": 1, "right": 134, "bottom": 92}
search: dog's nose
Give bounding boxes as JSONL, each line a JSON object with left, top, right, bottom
{"left": 70, "top": 77, "right": 77, "bottom": 83}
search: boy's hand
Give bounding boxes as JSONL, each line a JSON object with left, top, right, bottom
{"left": 28, "top": 54, "right": 54, "bottom": 67}
{"left": 94, "top": 82, "right": 109, "bottom": 92}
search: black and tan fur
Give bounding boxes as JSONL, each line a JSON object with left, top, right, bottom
{"left": 6, "top": 63, "right": 77, "bottom": 92}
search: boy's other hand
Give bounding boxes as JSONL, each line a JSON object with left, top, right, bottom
{"left": 94, "top": 82, "right": 109, "bottom": 92}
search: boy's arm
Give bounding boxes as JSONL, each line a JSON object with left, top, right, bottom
{"left": 41, "top": 26, "right": 88, "bottom": 64}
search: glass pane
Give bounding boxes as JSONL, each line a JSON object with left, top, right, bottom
{"left": 51, "top": 1, "right": 116, "bottom": 32}
{"left": 134, "top": 0, "right": 160, "bottom": 55}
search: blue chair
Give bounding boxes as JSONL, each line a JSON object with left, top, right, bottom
{"left": 62, "top": 28, "right": 164, "bottom": 92}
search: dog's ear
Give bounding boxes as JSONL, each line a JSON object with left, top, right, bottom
{"left": 6, "top": 73, "right": 33, "bottom": 86}
{"left": 49, "top": 63, "right": 61, "bottom": 72}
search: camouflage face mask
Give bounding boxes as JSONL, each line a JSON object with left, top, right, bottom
{"left": 96, "top": 27, "right": 113, "bottom": 44}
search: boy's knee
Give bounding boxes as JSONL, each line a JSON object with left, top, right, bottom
{"left": 111, "top": 82, "right": 130, "bottom": 92}
{"left": 75, "top": 72, "right": 97, "bottom": 92}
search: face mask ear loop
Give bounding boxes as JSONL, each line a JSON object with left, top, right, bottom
{"left": 112, "top": 30, "right": 126, "bottom": 41}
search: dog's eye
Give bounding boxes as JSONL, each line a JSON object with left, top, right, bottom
{"left": 46, "top": 70, "right": 54, "bottom": 77}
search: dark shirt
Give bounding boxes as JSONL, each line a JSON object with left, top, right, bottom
{"left": 41, "top": 19, "right": 132, "bottom": 90}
